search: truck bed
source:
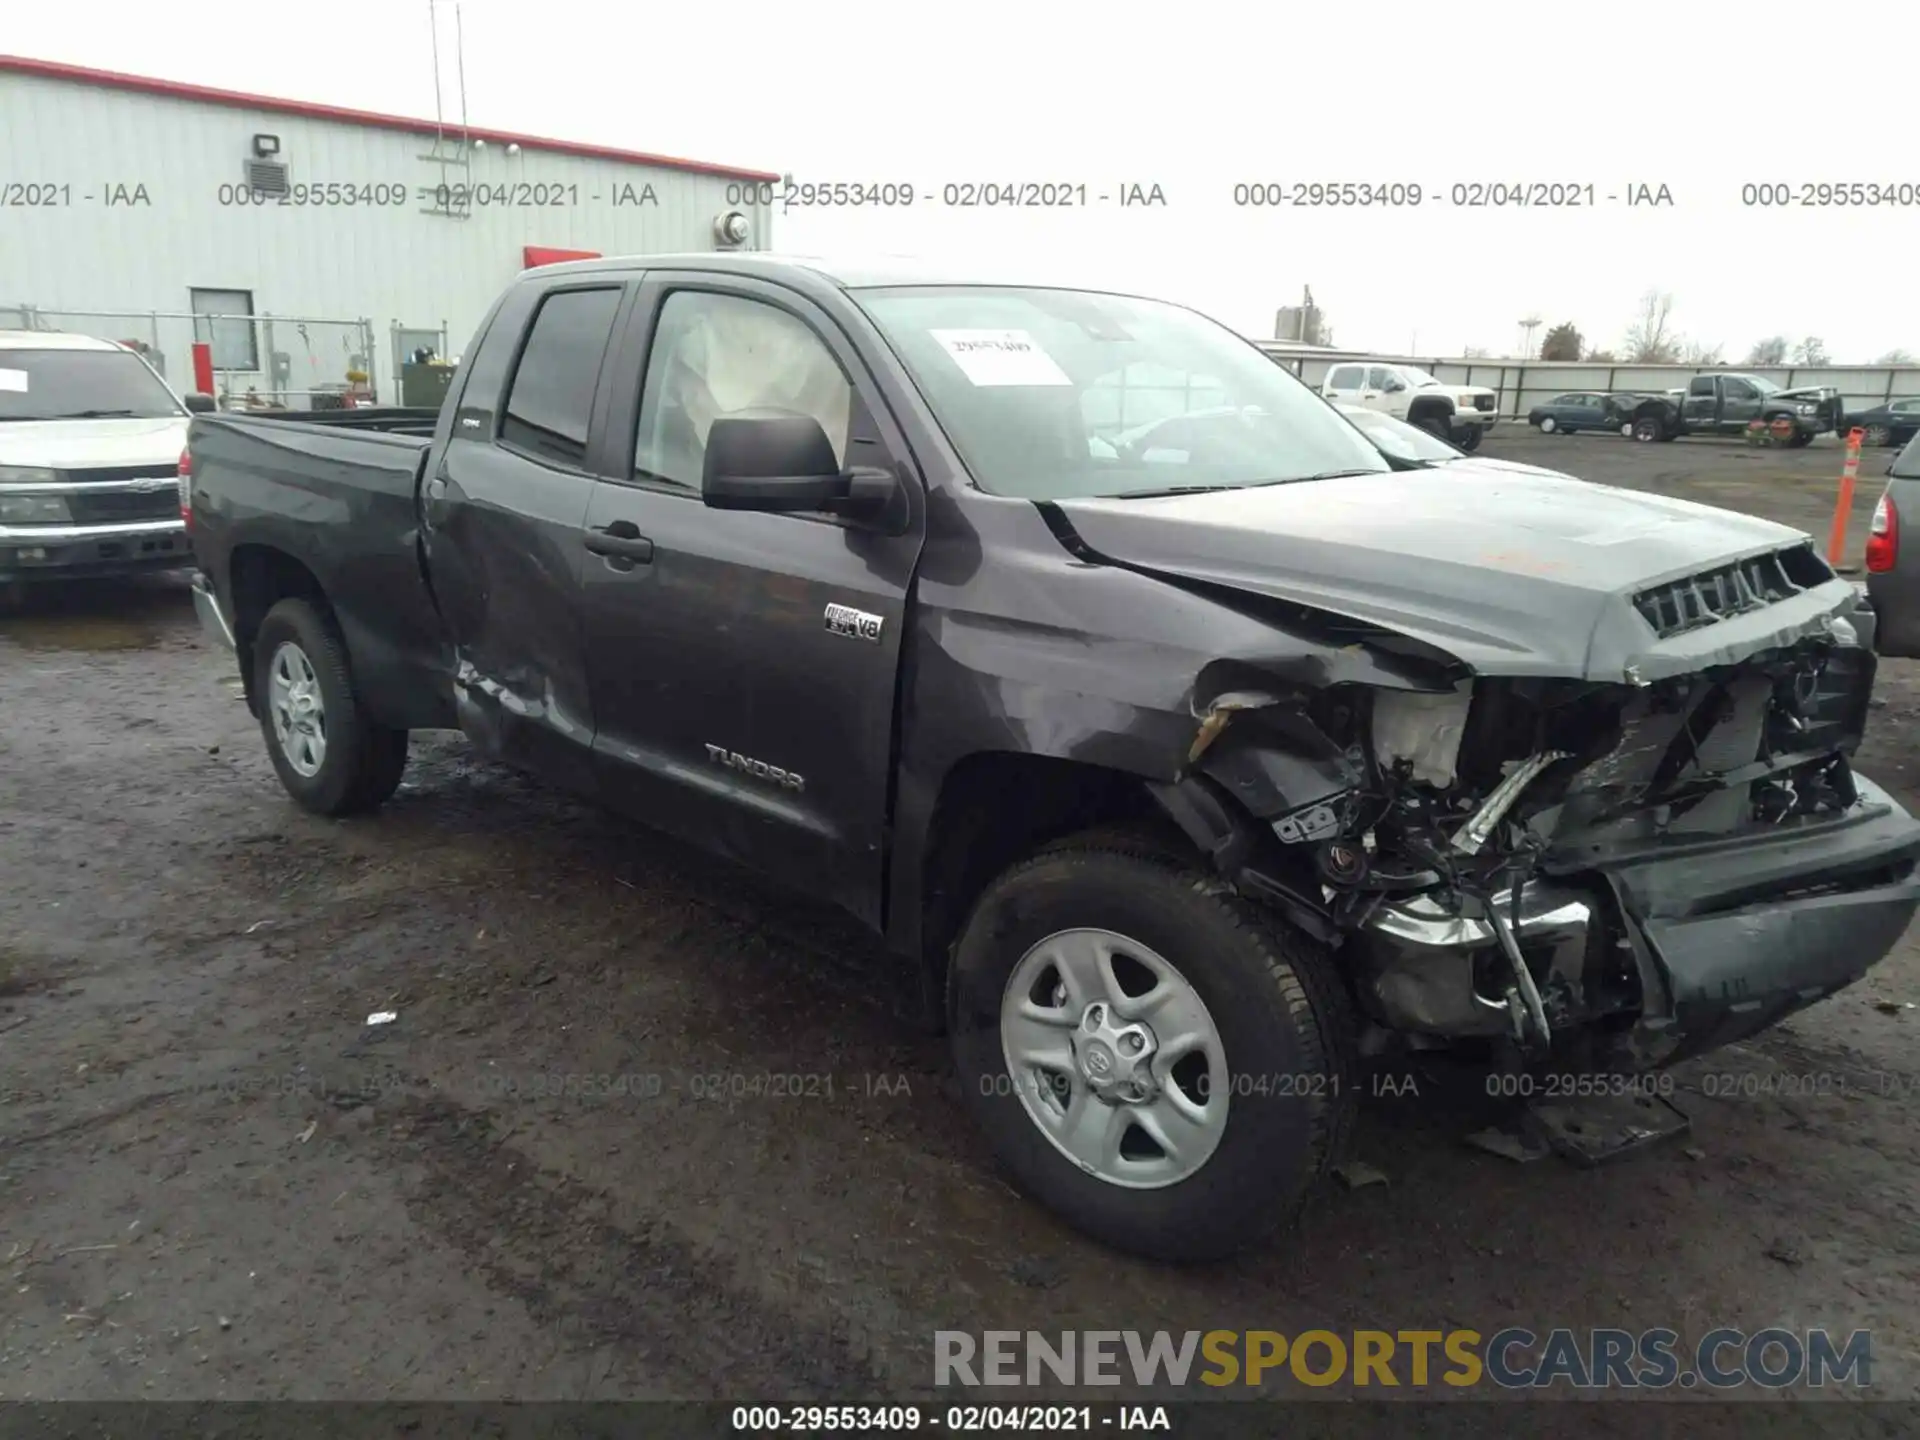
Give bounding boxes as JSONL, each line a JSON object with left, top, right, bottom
{"left": 187, "top": 411, "right": 454, "bottom": 730}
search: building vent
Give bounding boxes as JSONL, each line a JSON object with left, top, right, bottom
{"left": 244, "top": 157, "right": 290, "bottom": 197}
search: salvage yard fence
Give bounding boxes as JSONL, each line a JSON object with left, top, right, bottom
{"left": 0, "top": 303, "right": 379, "bottom": 410}
{"left": 1255, "top": 343, "right": 1920, "bottom": 424}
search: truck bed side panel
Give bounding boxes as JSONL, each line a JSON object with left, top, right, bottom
{"left": 192, "top": 415, "right": 455, "bottom": 730}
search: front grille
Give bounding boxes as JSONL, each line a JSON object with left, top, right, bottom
{"left": 1472, "top": 395, "right": 1496, "bottom": 412}
{"left": 66, "top": 487, "right": 180, "bottom": 525}
{"left": 1631, "top": 544, "right": 1830, "bottom": 639}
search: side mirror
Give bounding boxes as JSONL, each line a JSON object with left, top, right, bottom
{"left": 184, "top": 392, "right": 217, "bottom": 414}
{"left": 702, "top": 414, "right": 903, "bottom": 529}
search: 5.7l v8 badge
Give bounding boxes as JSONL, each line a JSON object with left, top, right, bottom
{"left": 824, "top": 603, "right": 884, "bottom": 644}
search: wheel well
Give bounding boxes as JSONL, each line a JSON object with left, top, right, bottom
{"left": 918, "top": 753, "right": 1170, "bottom": 1013}
{"left": 1405, "top": 396, "right": 1454, "bottom": 424}
{"left": 228, "top": 545, "right": 330, "bottom": 711}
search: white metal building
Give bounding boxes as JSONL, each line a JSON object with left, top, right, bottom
{"left": 0, "top": 55, "right": 778, "bottom": 404}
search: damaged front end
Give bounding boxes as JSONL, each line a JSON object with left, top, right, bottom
{"left": 1154, "top": 545, "right": 1920, "bottom": 1072}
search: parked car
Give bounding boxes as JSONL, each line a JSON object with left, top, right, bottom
{"left": 1865, "top": 434, "right": 1920, "bottom": 655}
{"left": 1841, "top": 397, "right": 1920, "bottom": 449}
{"left": 1320, "top": 361, "right": 1498, "bottom": 450}
{"left": 1608, "top": 373, "right": 1845, "bottom": 445}
{"left": 0, "top": 330, "right": 215, "bottom": 590}
{"left": 1526, "top": 392, "right": 1620, "bottom": 435}
{"left": 186, "top": 254, "right": 1918, "bottom": 1261}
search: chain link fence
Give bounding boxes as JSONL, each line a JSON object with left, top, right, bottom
{"left": 0, "top": 304, "right": 379, "bottom": 410}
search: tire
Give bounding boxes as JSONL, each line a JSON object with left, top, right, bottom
{"left": 1454, "top": 425, "right": 1483, "bottom": 452}
{"left": 1631, "top": 415, "right": 1663, "bottom": 443}
{"left": 253, "top": 597, "right": 409, "bottom": 816}
{"left": 1414, "top": 413, "right": 1450, "bottom": 439}
{"left": 1538, "top": 415, "right": 1557, "bottom": 434}
{"left": 948, "top": 830, "right": 1357, "bottom": 1262}
{"left": 1786, "top": 431, "right": 1814, "bottom": 449}
{"left": 1865, "top": 424, "right": 1891, "bottom": 448}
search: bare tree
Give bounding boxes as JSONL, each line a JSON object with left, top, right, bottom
{"left": 1586, "top": 348, "right": 1618, "bottom": 363}
{"left": 1681, "top": 340, "right": 1724, "bottom": 365}
{"left": 1793, "top": 336, "right": 1830, "bottom": 366}
{"left": 1746, "top": 336, "right": 1789, "bottom": 366}
{"left": 1622, "top": 290, "right": 1682, "bottom": 363}
{"left": 1877, "top": 348, "right": 1916, "bottom": 364}
{"left": 1540, "top": 323, "right": 1582, "bottom": 362}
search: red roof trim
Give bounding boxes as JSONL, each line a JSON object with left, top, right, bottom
{"left": 0, "top": 54, "right": 781, "bottom": 183}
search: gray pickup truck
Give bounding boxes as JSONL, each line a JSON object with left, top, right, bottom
{"left": 1611, "top": 373, "right": 1846, "bottom": 445}
{"left": 186, "top": 253, "right": 1920, "bottom": 1260}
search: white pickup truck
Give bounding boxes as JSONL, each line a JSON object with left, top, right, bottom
{"left": 0, "top": 331, "right": 212, "bottom": 593}
{"left": 1320, "top": 361, "right": 1499, "bottom": 450}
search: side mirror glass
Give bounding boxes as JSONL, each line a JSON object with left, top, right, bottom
{"left": 185, "top": 392, "right": 217, "bottom": 414}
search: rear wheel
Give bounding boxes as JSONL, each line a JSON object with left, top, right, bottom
{"left": 254, "top": 597, "right": 409, "bottom": 817}
{"left": 1865, "top": 424, "right": 1892, "bottom": 447}
{"left": 1631, "top": 415, "right": 1663, "bottom": 443}
{"left": 949, "top": 831, "right": 1357, "bottom": 1262}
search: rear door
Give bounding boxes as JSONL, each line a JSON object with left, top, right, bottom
{"left": 1322, "top": 364, "right": 1364, "bottom": 403}
{"left": 1681, "top": 375, "right": 1718, "bottom": 430}
{"left": 419, "top": 278, "right": 631, "bottom": 790}
{"left": 572, "top": 273, "right": 925, "bottom": 925}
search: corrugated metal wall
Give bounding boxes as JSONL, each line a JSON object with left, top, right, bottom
{"left": 0, "top": 71, "right": 772, "bottom": 399}
{"left": 1256, "top": 344, "right": 1920, "bottom": 419}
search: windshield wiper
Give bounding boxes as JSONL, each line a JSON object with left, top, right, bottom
{"left": 46, "top": 408, "right": 146, "bottom": 419}
{"left": 1112, "top": 483, "right": 1240, "bottom": 499}
{"left": 1280, "top": 468, "right": 1388, "bottom": 484}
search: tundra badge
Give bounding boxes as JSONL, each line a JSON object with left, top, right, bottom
{"left": 704, "top": 744, "right": 805, "bottom": 793}
{"left": 824, "top": 602, "right": 884, "bottom": 643}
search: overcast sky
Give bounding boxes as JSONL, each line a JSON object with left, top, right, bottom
{"left": 7, "top": 1, "right": 1919, "bottom": 362}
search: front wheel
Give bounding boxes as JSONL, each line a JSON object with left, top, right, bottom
{"left": 1453, "top": 425, "right": 1484, "bottom": 452}
{"left": 1538, "top": 415, "right": 1557, "bottom": 434}
{"left": 254, "top": 597, "right": 409, "bottom": 817}
{"left": 948, "top": 833, "right": 1357, "bottom": 1262}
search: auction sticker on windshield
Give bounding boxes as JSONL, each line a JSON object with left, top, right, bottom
{"left": 0, "top": 369, "right": 28, "bottom": 393}
{"left": 930, "top": 329, "right": 1072, "bottom": 387}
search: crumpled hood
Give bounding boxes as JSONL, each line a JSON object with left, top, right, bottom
{"left": 0, "top": 416, "right": 190, "bottom": 471}
{"left": 1049, "top": 463, "right": 1860, "bottom": 682}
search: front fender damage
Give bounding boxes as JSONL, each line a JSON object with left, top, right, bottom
{"left": 1145, "top": 608, "right": 1911, "bottom": 1074}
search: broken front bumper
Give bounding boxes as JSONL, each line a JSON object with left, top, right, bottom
{"left": 1600, "top": 774, "right": 1920, "bottom": 1063}
{"left": 1354, "top": 775, "right": 1920, "bottom": 1063}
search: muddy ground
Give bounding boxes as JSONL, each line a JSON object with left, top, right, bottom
{"left": 4, "top": 430, "right": 1920, "bottom": 1420}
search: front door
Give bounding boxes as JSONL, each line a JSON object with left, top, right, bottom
{"left": 573, "top": 274, "right": 924, "bottom": 924}
{"left": 420, "top": 280, "right": 629, "bottom": 791}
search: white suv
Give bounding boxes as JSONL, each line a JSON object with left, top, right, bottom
{"left": 1321, "top": 362, "right": 1499, "bottom": 451}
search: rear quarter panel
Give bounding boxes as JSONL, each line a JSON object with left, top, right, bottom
{"left": 190, "top": 415, "right": 454, "bottom": 729}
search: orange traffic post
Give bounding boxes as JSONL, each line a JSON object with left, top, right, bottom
{"left": 1827, "top": 427, "right": 1865, "bottom": 567}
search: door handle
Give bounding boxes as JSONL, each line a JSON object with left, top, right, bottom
{"left": 584, "top": 523, "right": 654, "bottom": 563}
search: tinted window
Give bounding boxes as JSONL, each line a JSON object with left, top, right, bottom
{"left": 1893, "top": 398, "right": 1920, "bottom": 413}
{"left": 1326, "top": 365, "right": 1361, "bottom": 390}
{"left": 635, "top": 290, "right": 852, "bottom": 490}
{"left": 1689, "top": 376, "right": 1715, "bottom": 397}
{"left": 1550, "top": 394, "right": 1581, "bottom": 406}
{"left": 1893, "top": 433, "right": 1920, "bottom": 479}
{"left": 499, "top": 287, "right": 622, "bottom": 468}
{"left": 0, "top": 347, "right": 186, "bottom": 420}
{"left": 1367, "top": 367, "right": 1393, "bottom": 389}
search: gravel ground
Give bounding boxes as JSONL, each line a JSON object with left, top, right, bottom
{"left": 4, "top": 429, "right": 1920, "bottom": 1419}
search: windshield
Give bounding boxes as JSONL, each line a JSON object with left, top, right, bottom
{"left": 0, "top": 347, "right": 186, "bottom": 421}
{"left": 854, "top": 286, "right": 1389, "bottom": 499}
{"left": 1337, "top": 405, "right": 1462, "bottom": 463}
{"left": 1398, "top": 367, "right": 1444, "bottom": 388}
{"left": 1747, "top": 376, "right": 1783, "bottom": 397}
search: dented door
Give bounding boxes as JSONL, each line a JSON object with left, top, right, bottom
{"left": 422, "top": 281, "right": 630, "bottom": 791}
